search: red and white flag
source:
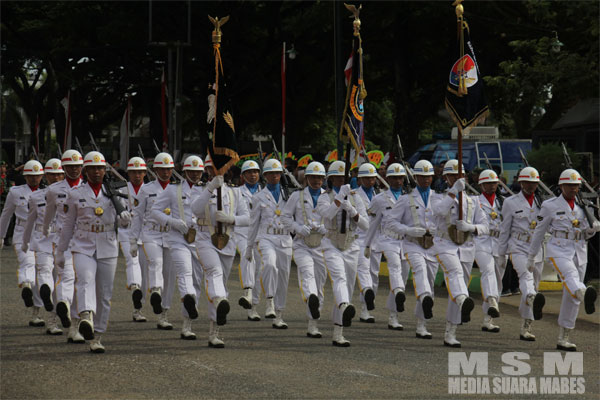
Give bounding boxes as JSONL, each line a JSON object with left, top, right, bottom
{"left": 160, "top": 68, "right": 168, "bottom": 151}
{"left": 60, "top": 90, "right": 72, "bottom": 150}
{"left": 344, "top": 50, "right": 353, "bottom": 86}
{"left": 119, "top": 97, "right": 132, "bottom": 169}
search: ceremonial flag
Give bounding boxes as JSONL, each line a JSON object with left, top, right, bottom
{"left": 444, "top": 12, "right": 489, "bottom": 136}
{"left": 60, "top": 90, "right": 72, "bottom": 150}
{"left": 281, "top": 42, "right": 287, "bottom": 158}
{"left": 340, "top": 36, "right": 366, "bottom": 156}
{"left": 160, "top": 68, "right": 168, "bottom": 151}
{"left": 119, "top": 97, "right": 131, "bottom": 170}
{"left": 344, "top": 50, "right": 353, "bottom": 86}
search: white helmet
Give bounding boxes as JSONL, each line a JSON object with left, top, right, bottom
{"left": 478, "top": 169, "right": 499, "bottom": 184}
{"left": 443, "top": 159, "right": 465, "bottom": 175}
{"left": 182, "top": 155, "right": 204, "bottom": 171}
{"left": 263, "top": 158, "right": 283, "bottom": 173}
{"left": 412, "top": 160, "right": 434, "bottom": 176}
{"left": 23, "top": 160, "right": 44, "bottom": 175}
{"left": 241, "top": 160, "right": 260, "bottom": 173}
{"left": 305, "top": 161, "right": 326, "bottom": 176}
{"left": 61, "top": 149, "right": 83, "bottom": 166}
{"left": 358, "top": 162, "right": 377, "bottom": 178}
{"left": 127, "top": 157, "right": 147, "bottom": 171}
{"left": 83, "top": 151, "right": 106, "bottom": 167}
{"left": 153, "top": 152, "right": 174, "bottom": 169}
{"left": 386, "top": 163, "right": 406, "bottom": 177}
{"left": 558, "top": 168, "right": 582, "bottom": 185}
{"left": 204, "top": 153, "right": 214, "bottom": 167}
{"left": 328, "top": 160, "right": 346, "bottom": 177}
{"left": 518, "top": 167, "right": 540, "bottom": 182}
{"left": 44, "top": 158, "right": 63, "bottom": 174}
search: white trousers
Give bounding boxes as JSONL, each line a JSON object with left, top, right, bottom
{"left": 35, "top": 251, "right": 54, "bottom": 292}
{"left": 194, "top": 245, "right": 231, "bottom": 322}
{"left": 119, "top": 240, "right": 142, "bottom": 288}
{"left": 142, "top": 242, "right": 175, "bottom": 310}
{"left": 257, "top": 237, "right": 292, "bottom": 311}
{"left": 169, "top": 246, "right": 198, "bottom": 318}
{"left": 52, "top": 246, "right": 76, "bottom": 317}
{"left": 510, "top": 253, "right": 543, "bottom": 320}
{"left": 233, "top": 234, "right": 261, "bottom": 304}
{"left": 406, "top": 252, "right": 439, "bottom": 320}
{"left": 475, "top": 251, "right": 506, "bottom": 314}
{"left": 322, "top": 238, "right": 359, "bottom": 325}
{"left": 381, "top": 250, "right": 410, "bottom": 311}
{"left": 357, "top": 247, "right": 382, "bottom": 304}
{"left": 436, "top": 253, "right": 470, "bottom": 325}
{"left": 293, "top": 243, "right": 327, "bottom": 320}
{"left": 14, "top": 246, "right": 42, "bottom": 308}
{"left": 548, "top": 256, "right": 587, "bottom": 329}
{"left": 72, "top": 252, "right": 117, "bottom": 333}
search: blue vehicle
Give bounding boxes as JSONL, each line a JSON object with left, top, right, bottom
{"left": 408, "top": 139, "right": 532, "bottom": 182}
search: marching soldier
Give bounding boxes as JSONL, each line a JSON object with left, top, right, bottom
{"left": 246, "top": 158, "right": 293, "bottom": 328}
{"left": 498, "top": 166, "right": 546, "bottom": 341}
{"left": 363, "top": 163, "right": 408, "bottom": 330}
{"left": 234, "top": 160, "right": 263, "bottom": 321}
{"left": 130, "top": 152, "right": 177, "bottom": 330}
{"left": 0, "top": 160, "right": 46, "bottom": 326}
{"left": 148, "top": 155, "right": 205, "bottom": 340}
{"left": 528, "top": 169, "right": 599, "bottom": 351}
{"left": 191, "top": 166, "right": 249, "bottom": 347}
{"left": 316, "top": 160, "right": 366, "bottom": 346}
{"left": 21, "top": 159, "right": 65, "bottom": 335}
{"left": 119, "top": 157, "right": 148, "bottom": 322}
{"left": 42, "top": 150, "right": 85, "bottom": 343}
{"left": 474, "top": 169, "right": 505, "bottom": 333}
{"left": 55, "top": 151, "right": 132, "bottom": 353}
{"left": 281, "top": 161, "right": 329, "bottom": 338}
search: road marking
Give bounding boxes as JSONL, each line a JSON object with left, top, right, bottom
{"left": 347, "top": 369, "right": 382, "bottom": 378}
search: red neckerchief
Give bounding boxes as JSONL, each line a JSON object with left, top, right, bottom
{"left": 187, "top": 180, "right": 195, "bottom": 189}
{"left": 88, "top": 181, "right": 102, "bottom": 197}
{"left": 566, "top": 197, "right": 575, "bottom": 210}
{"left": 66, "top": 176, "right": 81, "bottom": 187}
{"left": 131, "top": 182, "right": 143, "bottom": 195}
{"left": 28, "top": 185, "right": 39, "bottom": 192}
{"left": 159, "top": 180, "right": 169, "bottom": 190}
{"left": 483, "top": 192, "right": 495, "bottom": 207}
{"left": 523, "top": 192, "right": 535, "bottom": 207}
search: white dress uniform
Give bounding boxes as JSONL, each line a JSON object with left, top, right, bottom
{"left": 118, "top": 182, "right": 145, "bottom": 294}
{"left": 316, "top": 187, "right": 368, "bottom": 326}
{"left": 246, "top": 184, "right": 293, "bottom": 321}
{"left": 528, "top": 194, "right": 595, "bottom": 330}
{"left": 232, "top": 183, "right": 262, "bottom": 308}
{"left": 130, "top": 180, "right": 176, "bottom": 317}
{"left": 281, "top": 187, "right": 328, "bottom": 326}
{"left": 0, "top": 184, "right": 44, "bottom": 310}
{"left": 497, "top": 191, "right": 544, "bottom": 321}
{"left": 43, "top": 178, "right": 82, "bottom": 324}
{"left": 150, "top": 181, "right": 201, "bottom": 321}
{"left": 191, "top": 184, "right": 249, "bottom": 323}
{"left": 474, "top": 194, "right": 506, "bottom": 316}
{"left": 57, "top": 182, "right": 124, "bottom": 337}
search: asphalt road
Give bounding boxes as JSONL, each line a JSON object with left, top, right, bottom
{"left": 1, "top": 247, "right": 598, "bottom": 399}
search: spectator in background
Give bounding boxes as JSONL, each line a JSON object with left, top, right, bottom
{"left": 499, "top": 176, "right": 509, "bottom": 196}
{"left": 432, "top": 161, "right": 447, "bottom": 193}
{"left": 510, "top": 175, "right": 521, "bottom": 193}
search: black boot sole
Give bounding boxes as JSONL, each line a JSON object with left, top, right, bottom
{"left": 150, "top": 292, "right": 163, "bottom": 315}
{"left": 422, "top": 296, "right": 434, "bottom": 320}
{"left": 556, "top": 344, "right": 576, "bottom": 352}
{"left": 416, "top": 333, "right": 432, "bottom": 339}
{"left": 444, "top": 341, "right": 461, "bottom": 348}
{"left": 78, "top": 321, "right": 94, "bottom": 341}
{"left": 216, "top": 299, "right": 230, "bottom": 326}
{"left": 533, "top": 293, "right": 545, "bottom": 320}
{"left": 308, "top": 294, "right": 320, "bottom": 320}
{"left": 238, "top": 297, "right": 252, "bottom": 310}
{"left": 21, "top": 287, "right": 34, "bottom": 308}
{"left": 132, "top": 289, "right": 143, "bottom": 310}
{"left": 482, "top": 326, "right": 500, "bottom": 333}
{"left": 395, "top": 291, "right": 406, "bottom": 313}
{"left": 519, "top": 335, "right": 535, "bottom": 342}
{"left": 40, "top": 284, "right": 54, "bottom": 312}
{"left": 342, "top": 304, "right": 356, "bottom": 327}
{"left": 332, "top": 341, "right": 351, "bottom": 347}
{"left": 183, "top": 294, "right": 198, "bottom": 320}
{"left": 461, "top": 297, "right": 475, "bottom": 323}
{"left": 364, "top": 289, "right": 375, "bottom": 311}
{"left": 584, "top": 287, "right": 597, "bottom": 315}
{"left": 56, "top": 302, "right": 71, "bottom": 328}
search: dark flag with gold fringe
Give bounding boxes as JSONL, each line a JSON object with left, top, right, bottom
{"left": 444, "top": 1, "right": 489, "bottom": 136}
{"left": 206, "top": 15, "right": 239, "bottom": 176}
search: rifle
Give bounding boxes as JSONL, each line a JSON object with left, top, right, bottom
{"left": 74, "top": 136, "right": 84, "bottom": 156}
{"left": 31, "top": 146, "right": 40, "bottom": 161}
{"left": 271, "top": 139, "right": 300, "bottom": 201}
{"left": 483, "top": 152, "right": 514, "bottom": 203}
{"left": 518, "top": 147, "right": 555, "bottom": 198}
{"left": 256, "top": 141, "right": 267, "bottom": 186}
{"left": 137, "top": 144, "right": 158, "bottom": 181}
{"left": 57, "top": 144, "right": 63, "bottom": 159}
{"left": 560, "top": 142, "right": 598, "bottom": 225}
{"left": 360, "top": 144, "right": 389, "bottom": 190}
{"left": 152, "top": 139, "right": 185, "bottom": 182}
{"left": 396, "top": 135, "right": 415, "bottom": 190}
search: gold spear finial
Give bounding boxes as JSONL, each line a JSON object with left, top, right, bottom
{"left": 208, "top": 15, "right": 230, "bottom": 44}
{"left": 344, "top": 3, "right": 362, "bottom": 36}
{"left": 452, "top": 0, "right": 464, "bottom": 19}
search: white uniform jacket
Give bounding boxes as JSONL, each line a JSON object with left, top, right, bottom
{"left": 42, "top": 179, "right": 82, "bottom": 241}
{"left": 497, "top": 192, "right": 543, "bottom": 261}
{"left": 316, "top": 189, "right": 369, "bottom": 234}
{"left": 364, "top": 189, "right": 401, "bottom": 252}
{"left": 0, "top": 184, "right": 38, "bottom": 244}
{"left": 528, "top": 195, "right": 593, "bottom": 265}
{"left": 57, "top": 183, "right": 123, "bottom": 258}
{"left": 246, "top": 187, "right": 292, "bottom": 249}
{"left": 355, "top": 187, "right": 377, "bottom": 243}
{"left": 233, "top": 184, "right": 259, "bottom": 239}
{"left": 22, "top": 188, "right": 55, "bottom": 253}
{"left": 117, "top": 182, "right": 144, "bottom": 243}
{"left": 130, "top": 180, "right": 171, "bottom": 247}
{"left": 473, "top": 194, "right": 503, "bottom": 256}
{"left": 281, "top": 187, "right": 326, "bottom": 246}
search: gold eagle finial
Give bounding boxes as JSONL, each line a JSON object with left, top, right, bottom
{"left": 208, "top": 15, "right": 230, "bottom": 44}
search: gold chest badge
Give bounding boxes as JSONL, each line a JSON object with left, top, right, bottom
{"left": 164, "top": 208, "right": 171, "bottom": 215}
{"left": 94, "top": 207, "right": 104, "bottom": 216}
{"left": 490, "top": 211, "right": 498, "bottom": 220}
{"left": 275, "top": 209, "right": 281, "bottom": 216}
{"left": 63, "top": 204, "right": 69, "bottom": 213}
{"left": 529, "top": 220, "right": 537, "bottom": 229}
{"left": 572, "top": 219, "right": 580, "bottom": 228}
{"left": 134, "top": 199, "right": 139, "bottom": 207}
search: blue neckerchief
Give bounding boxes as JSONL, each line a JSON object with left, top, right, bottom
{"left": 245, "top": 182, "right": 259, "bottom": 194}
{"left": 390, "top": 186, "right": 403, "bottom": 200}
{"left": 362, "top": 185, "right": 374, "bottom": 201}
{"left": 308, "top": 187, "right": 321, "bottom": 208}
{"left": 267, "top": 183, "right": 280, "bottom": 203}
{"left": 333, "top": 186, "right": 340, "bottom": 194}
{"left": 417, "top": 185, "right": 430, "bottom": 206}
{"left": 350, "top": 177, "right": 358, "bottom": 189}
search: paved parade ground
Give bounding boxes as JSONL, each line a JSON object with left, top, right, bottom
{"left": 1, "top": 248, "right": 598, "bottom": 399}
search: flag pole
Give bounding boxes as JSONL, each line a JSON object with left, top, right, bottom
{"left": 281, "top": 41, "right": 286, "bottom": 164}
{"left": 454, "top": 0, "right": 465, "bottom": 220}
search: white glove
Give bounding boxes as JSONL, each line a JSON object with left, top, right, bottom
{"left": 364, "top": 246, "right": 371, "bottom": 259}
{"left": 118, "top": 211, "right": 132, "bottom": 227}
{"left": 21, "top": 243, "right": 29, "bottom": 252}
{"left": 43, "top": 227, "right": 49, "bottom": 237}
{"left": 456, "top": 220, "right": 476, "bottom": 232}
{"left": 526, "top": 256, "right": 536, "bottom": 273}
{"left": 335, "top": 184, "right": 351, "bottom": 202}
{"left": 592, "top": 220, "right": 600, "bottom": 232}
{"left": 342, "top": 200, "right": 358, "bottom": 217}
{"left": 316, "top": 225, "right": 327, "bottom": 235}
{"left": 245, "top": 246, "right": 254, "bottom": 262}
{"left": 170, "top": 219, "right": 188, "bottom": 234}
{"left": 207, "top": 175, "right": 224, "bottom": 192}
{"left": 215, "top": 211, "right": 235, "bottom": 225}
{"left": 406, "top": 227, "right": 426, "bottom": 237}
{"left": 55, "top": 251, "right": 65, "bottom": 269}
{"left": 448, "top": 178, "right": 466, "bottom": 196}
{"left": 297, "top": 225, "right": 312, "bottom": 237}
{"left": 129, "top": 239, "right": 138, "bottom": 257}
